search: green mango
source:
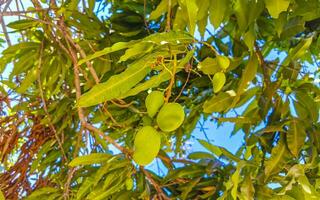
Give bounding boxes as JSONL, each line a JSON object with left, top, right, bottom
{"left": 145, "top": 91, "right": 164, "bottom": 118}
{"left": 156, "top": 103, "right": 185, "bottom": 132}
{"left": 133, "top": 126, "right": 161, "bottom": 166}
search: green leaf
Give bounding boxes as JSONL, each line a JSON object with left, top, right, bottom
{"left": 119, "top": 42, "right": 154, "bottom": 62}
{"left": 237, "top": 54, "right": 259, "bottom": 96}
{"left": 7, "top": 19, "right": 39, "bottom": 30}
{"left": 282, "top": 37, "right": 313, "bottom": 66}
{"left": 69, "top": 153, "right": 112, "bottom": 167}
{"left": 264, "top": 0, "right": 290, "bottom": 18}
{"left": 280, "top": 16, "right": 305, "bottom": 39}
{"left": 78, "top": 41, "right": 135, "bottom": 66}
{"left": 188, "top": 151, "right": 215, "bottom": 160}
{"left": 234, "top": 0, "right": 264, "bottom": 32}
{"left": 25, "top": 187, "right": 60, "bottom": 200}
{"left": 286, "top": 118, "right": 306, "bottom": 157}
{"left": 0, "top": 190, "right": 5, "bottom": 200}
{"left": 78, "top": 54, "right": 154, "bottom": 107}
{"left": 203, "top": 92, "right": 234, "bottom": 113}
{"left": 244, "top": 25, "right": 256, "bottom": 51}
{"left": 295, "top": 91, "right": 319, "bottom": 122}
{"left": 184, "top": 0, "right": 198, "bottom": 35}
{"left": 149, "top": 0, "right": 177, "bottom": 20}
{"left": 212, "top": 72, "right": 226, "bottom": 93}
{"left": 219, "top": 147, "right": 242, "bottom": 162}
{"left": 231, "top": 164, "right": 242, "bottom": 199}
{"left": 77, "top": 178, "right": 94, "bottom": 200}
{"left": 181, "top": 178, "right": 201, "bottom": 200}
{"left": 217, "top": 117, "right": 253, "bottom": 124}
{"left": 122, "top": 50, "right": 194, "bottom": 98}
{"left": 265, "top": 136, "right": 291, "bottom": 179}
{"left": 209, "top": 0, "right": 229, "bottom": 28}
{"left": 198, "top": 139, "right": 222, "bottom": 156}
{"left": 240, "top": 176, "right": 255, "bottom": 200}
{"left": 16, "top": 67, "right": 38, "bottom": 94}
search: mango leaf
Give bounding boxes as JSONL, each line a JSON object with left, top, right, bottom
{"left": 77, "top": 178, "right": 95, "bottom": 200}
{"left": 217, "top": 117, "right": 253, "bottom": 124}
{"left": 231, "top": 164, "right": 242, "bottom": 199}
{"left": 181, "top": 178, "right": 201, "bottom": 200}
{"left": 78, "top": 54, "right": 155, "bottom": 107}
{"left": 240, "top": 176, "right": 255, "bottom": 200}
{"left": 122, "top": 49, "right": 194, "bottom": 98}
{"left": 25, "top": 187, "right": 60, "bottom": 200}
{"left": 265, "top": 136, "right": 291, "bottom": 179}
{"left": 295, "top": 91, "right": 319, "bottom": 122}
{"left": 143, "top": 31, "right": 194, "bottom": 44}
{"left": 69, "top": 153, "right": 112, "bottom": 167}
{"left": 78, "top": 41, "right": 135, "bottom": 65}
{"left": 149, "top": 0, "right": 177, "bottom": 20}
{"left": 235, "top": 87, "right": 259, "bottom": 108}
{"left": 7, "top": 19, "right": 39, "bottom": 30}
{"left": 183, "top": 0, "right": 198, "bottom": 35}
{"left": 264, "top": 0, "right": 290, "bottom": 18}
{"left": 173, "top": 4, "right": 188, "bottom": 31}
{"left": 282, "top": 37, "right": 313, "bottom": 66}
{"left": 212, "top": 72, "right": 226, "bottom": 93}
{"left": 219, "top": 147, "right": 242, "bottom": 162}
{"left": 209, "top": 0, "right": 229, "bottom": 28}
{"left": 79, "top": 31, "right": 193, "bottom": 66}
{"left": 286, "top": 118, "right": 306, "bottom": 157}
{"left": 234, "top": 0, "right": 264, "bottom": 32}
{"left": 119, "top": 42, "right": 154, "bottom": 62}
{"left": 244, "top": 25, "right": 256, "bottom": 51}
{"left": 16, "top": 68, "right": 38, "bottom": 94}
{"left": 188, "top": 151, "right": 215, "bottom": 160}
{"left": 0, "top": 190, "right": 4, "bottom": 200}
{"left": 280, "top": 16, "right": 305, "bottom": 39}
{"left": 198, "top": 139, "right": 222, "bottom": 156}
{"left": 203, "top": 92, "right": 234, "bottom": 113}
{"left": 236, "top": 55, "right": 258, "bottom": 96}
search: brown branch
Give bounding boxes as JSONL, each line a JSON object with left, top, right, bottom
{"left": 0, "top": 0, "right": 13, "bottom": 46}
{"left": 141, "top": 167, "right": 170, "bottom": 200}
{"left": 254, "top": 42, "right": 270, "bottom": 87}
{"left": 165, "top": 0, "right": 171, "bottom": 32}
{"left": 174, "top": 63, "right": 192, "bottom": 102}
{"left": 165, "top": 54, "right": 177, "bottom": 102}
{"left": 0, "top": 9, "right": 50, "bottom": 16}
{"left": 64, "top": 34, "right": 100, "bottom": 84}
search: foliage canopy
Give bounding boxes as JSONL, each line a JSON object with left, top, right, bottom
{"left": 0, "top": 0, "right": 320, "bottom": 199}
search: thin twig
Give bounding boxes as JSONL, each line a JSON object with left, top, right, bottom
{"left": 174, "top": 63, "right": 192, "bottom": 102}
{"left": 165, "top": 54, "right": 177, "bottom": 102}
{"left": 165, "top": 0, "right": 171, "bottom": 32}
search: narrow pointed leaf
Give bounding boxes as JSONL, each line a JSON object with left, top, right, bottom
{"left": 286, "top": 118, "right": 306, "bottom": 157}
{"left": 69, "top": 153, "right": 112, "bottom": 167}
{"left": 264, "top": 0, "right": 290, "bottom": 18}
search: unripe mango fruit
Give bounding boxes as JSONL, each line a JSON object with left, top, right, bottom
{"left": 145, "top": 91, "right": 164, "bottom": 118}
{"left": 133, "top": 126, "right": 161, "bottom": 166}
{"left": 156, "top": 103, "right": 185, "bottom": 132}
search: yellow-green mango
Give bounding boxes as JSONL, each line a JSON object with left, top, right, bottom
{"left": 133, "top": 126, "right": 161, "bottom": 166}
{"left": 156, "top": 103, "right": 185, "bottom": 132}
{"left": 145, "top": 91, "right": 164, "bottom": 118}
